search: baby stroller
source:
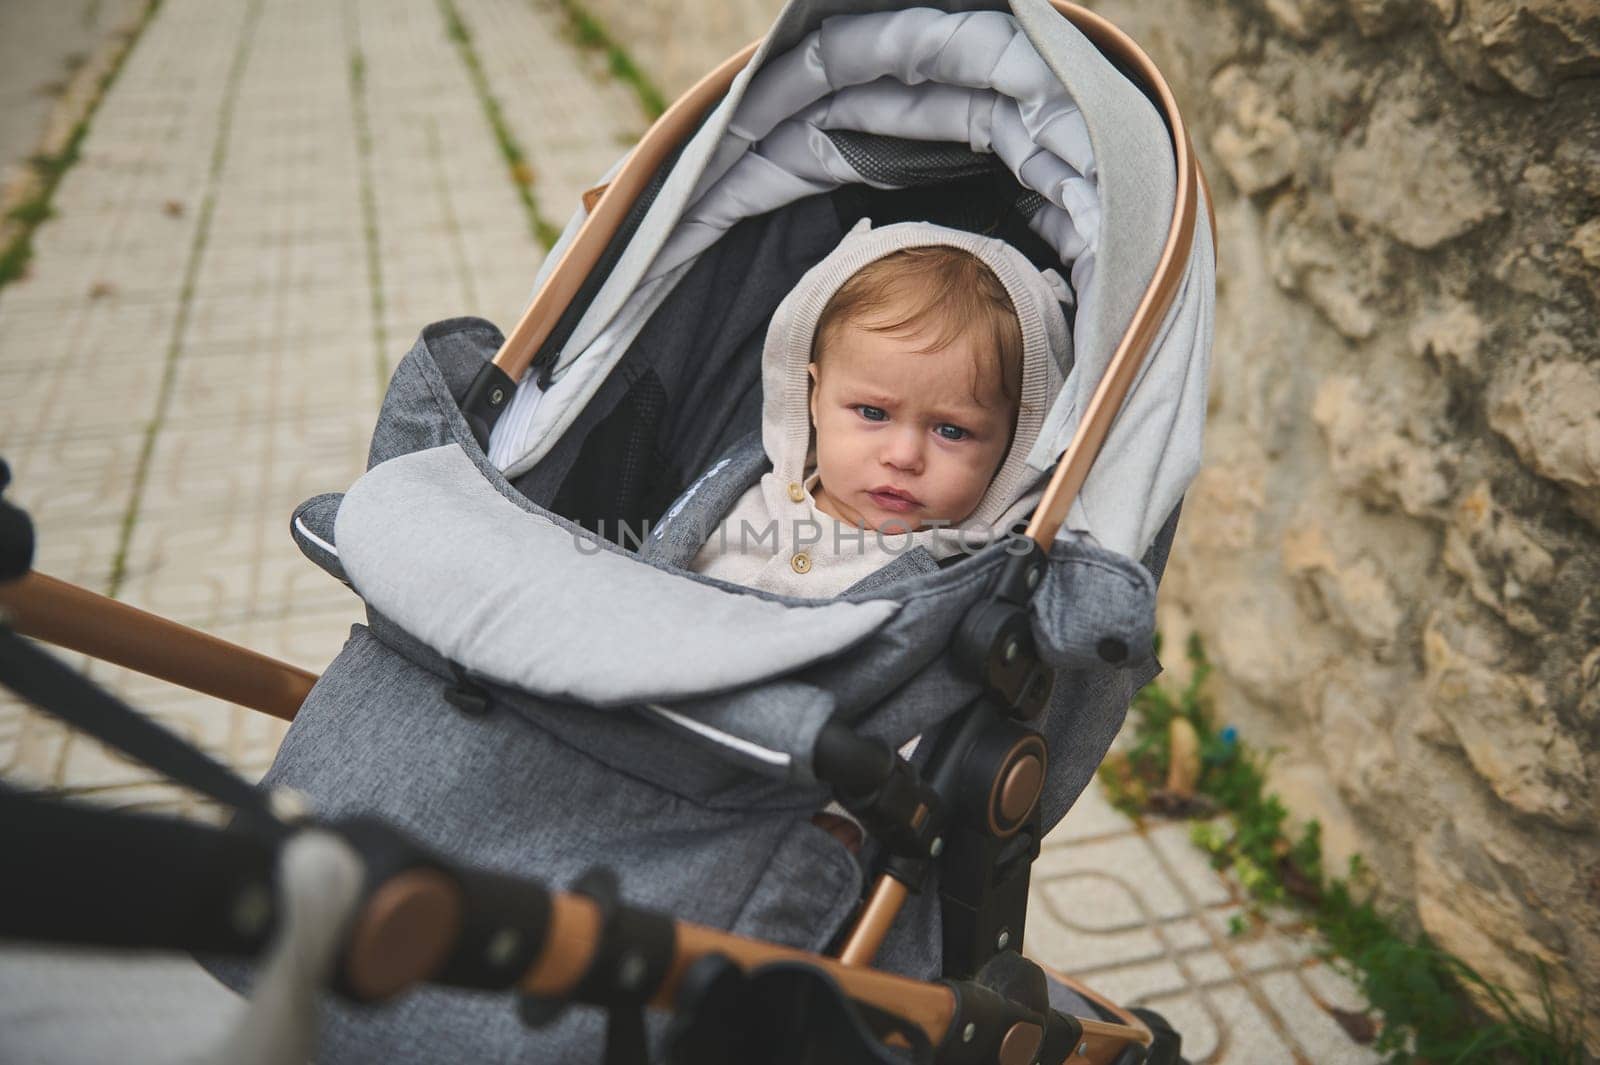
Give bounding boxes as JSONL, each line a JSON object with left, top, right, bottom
{"left": 0, "top": 0, "right": 1213, "bottom": 1061}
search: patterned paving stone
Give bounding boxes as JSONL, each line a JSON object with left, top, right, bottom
{"left": 1038, "top": 792, "right": 1388, "bottom": 1062}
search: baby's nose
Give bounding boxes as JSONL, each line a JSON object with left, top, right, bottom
{"left": 881, "top": 429, "right": 924, "bottom": 471}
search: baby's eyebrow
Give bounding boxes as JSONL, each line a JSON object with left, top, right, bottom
{"left": 844, "top": 390, "right": 897, "bottom": 407}
{"left": 932, "top": 397, "right": 1005, "bottom": 421}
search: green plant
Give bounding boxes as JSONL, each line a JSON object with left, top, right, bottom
{"left": 0, "top": 1, "right": 159, "bottom": 292}
{"left": 438, "top": 0, "right": 563, "bottom": 248}
{"left": 553, "top": 0, "right": 667, "bottom": 119}
{"left": 1100, "top": 635, "right": 1587, "bottom": 1064}
{"left": 6, "top": 197, "right": 55, "bottom": 226}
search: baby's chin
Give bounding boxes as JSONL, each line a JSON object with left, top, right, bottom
{"left": 861, "top": 510, "right": 975, "bottom": 536}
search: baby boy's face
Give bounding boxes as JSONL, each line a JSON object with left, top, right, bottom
{"left": 808, "top": 309, "right": 1015, "bottom": 534}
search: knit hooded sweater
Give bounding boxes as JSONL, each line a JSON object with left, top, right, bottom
{"left": 691, "top": 220, "right": 1073, "bottom": 598}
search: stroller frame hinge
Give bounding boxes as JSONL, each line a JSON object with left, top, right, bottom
{"left": 460, "top": 360, "right": 519, "bottom": 451}
{"left": 923, "top": 696, "right": 1049, "bottom": 979}
{"left": 954, "top": 542, "right": 1054, "bottom": 719}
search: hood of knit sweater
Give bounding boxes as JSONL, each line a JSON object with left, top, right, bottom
{"left": 760, "top": 219, "right": 1073, "bottom": 530}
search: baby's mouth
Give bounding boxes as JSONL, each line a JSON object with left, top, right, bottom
{"left": 867, "top": 485, "right": 922, "bottom": 513}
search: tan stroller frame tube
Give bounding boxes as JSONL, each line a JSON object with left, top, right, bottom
{"left": 0, "top": 571, "right": 313, "bottom": 721}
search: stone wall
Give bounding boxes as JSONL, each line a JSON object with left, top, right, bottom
{"left": 577, "top": 0, "right": 1600, "bottom": 1041}
{"left": 1088, "top": 0, "right": 1599, "bottom": 1041}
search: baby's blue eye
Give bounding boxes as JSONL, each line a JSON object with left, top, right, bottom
{"left": 935, "top": 424, "right": 970, "bottom": 442}
{"left": 855, "top": 405, "right": 888, "bottom": 422}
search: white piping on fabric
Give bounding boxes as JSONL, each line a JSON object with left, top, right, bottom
{"left": 292, "top": 516, "right": 338, "bottom": 559}
{"left": 206, "top": 831, "right": 364, "bottom": 1065}
{"left": 644, "top": 703, "right": 793, "bottom": 768}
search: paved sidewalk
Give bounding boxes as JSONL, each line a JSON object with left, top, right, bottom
{"left": 0, "top": 3, "right": 1378, "bottom": 1062}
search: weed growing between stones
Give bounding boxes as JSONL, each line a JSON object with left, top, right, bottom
{"left": 438, "top": 0, "right": 564, "bottom": 249}
{"left": 0, "top": 3, "right": 158, "bottom": 289}
{"left": 1099, "top": 635, "right": 1586, "bottom": 1064}
{"left": 554, "top": 0, "right": 667, "bottom": 120}
{"left": 0, "top": 132, "right": 84, "bottom": 287}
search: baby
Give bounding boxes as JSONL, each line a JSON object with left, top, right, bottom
{"left": 685, "top": 220, "right": 1072, "bottom": 849}
{"left": 690, "top": 219, "right": 1070, "bottom": 597}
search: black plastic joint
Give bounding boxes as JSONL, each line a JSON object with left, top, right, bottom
{"left": 812, "top": 722, "right": 894, "bottom": 800}
{"left": 813, "top": 721, "right": 942, "bottom": 861}
{"left": 0, "top": 457, "right": 35, "bottom": 582}
{"left": 433, "top": 865, "right": 551, "bottom": 990}
{"left": 883, "top": 852, "right": 933, "bottom": 895}
{"left": 460, "top": 361, "right": 518, "bottom": 451}
{"left": 991, "top": 539, "right": 1049, "bottom": 604}
{"left": 935, "top": 978, "right": 1061, "bottom": 1065}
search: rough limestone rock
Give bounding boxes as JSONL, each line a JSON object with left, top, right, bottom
{"left": 1209, "top": 65, "right": 1299, "bottom": 195}
{"left": 1330, "top": 96, "right": 1503, "bottom": 251}
{"left": 1077, "top": 0, "right": 1600, "bottom": 1043}
{"left": 1488, "top": 354, "right": 1600, "bottom": 525}
{"left": 1449, "top": 0, "right": 1600, "bottom": 97}
{"left": 1415, "top": 817, "right": 1587, "bottom": 1030}
{"left": 575, "top": 0, "right": 1600, "bottom": 1043}
{"left": 1423, "top": 605, "right": 1592, "bottom": 829}
{"left": 1441, "top": 483, "right": 1557, "bottom": 635}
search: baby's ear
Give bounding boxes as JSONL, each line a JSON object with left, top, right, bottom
{"left": 807, "top": 363, "right": 820, "bottom": 423}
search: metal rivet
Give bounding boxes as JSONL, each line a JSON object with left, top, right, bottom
{"left": 962, "top": 1023, "right": 977, "bottom": 1043}
{"left": 1002, "top": 637, "right": 1019, "bottom": 663}
{"left": 617, "top": 951, "right": 647, "bottom": 990}
{"left": 929, "top": 836, "right": 945, "bottom": 857}
{"left": 996, "top": 929, "right": 1011, "bottom": 950}
{"left": 489, "top": 387, "right": 505, "bottom": 405}
{"left": 230, "top": 882, "right": 273, "bottom": 937}
{"left": 1026, "top": 565, "right": 1041, "bottom": 589}
{"left": 486, "top": 927, "right": 521, "bottom": 967}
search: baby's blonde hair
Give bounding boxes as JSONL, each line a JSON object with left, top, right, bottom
{"left": 812, "top": 246, "right": 1023, "bottom": 406}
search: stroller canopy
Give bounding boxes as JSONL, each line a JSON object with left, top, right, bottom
{"left": 491, "top": 0, "right": 1213, "bottom": 562}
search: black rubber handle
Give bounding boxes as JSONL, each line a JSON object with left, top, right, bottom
{"left": 0, "top": 458, "right": 34, "bottom": 582}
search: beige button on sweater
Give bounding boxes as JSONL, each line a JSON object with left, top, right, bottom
{"left": 691, "top": 220, "right": 1073, "bottom": 599}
